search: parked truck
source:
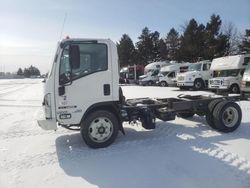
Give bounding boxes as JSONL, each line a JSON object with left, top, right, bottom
{"left": 209, "top": 54, "right": 250, "bottom": 93}
{"left": 38, "top": 38, "right": 249, "bottom": 149}
{"left": 176, "top": 60, "right": 212, "bottom": 90}
{"left": 119, "top": 65, "right": 144, "bottom": 84}
{"left": 157, "top": 63, "right": 190, "bottom": 87}
{"left": 139, "top": 61, "right": 169, "bottom": 86}
{"left": 241, "top": 63, "right": 250, "bottom": 96}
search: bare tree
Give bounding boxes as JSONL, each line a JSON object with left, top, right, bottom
{"left": 222, "top": 21, "right": 241, "bottom": 55}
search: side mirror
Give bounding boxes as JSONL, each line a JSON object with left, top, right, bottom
{"left": 69, "top": 45, "right": 80, "bottom": 69}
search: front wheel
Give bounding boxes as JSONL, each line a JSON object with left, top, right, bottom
{"left": 193, "top": 79, "right": 204, "bottom": 90}
{"left": 148, "top": 81, "right": 154, "bottom": 86}
{"left": 160, "top": 81, "right": 168, "bottom": 87}
{"left": 81, "top": 110, "right": 119, "bottom": 148}
{"left": 230, "top": 84, "right": 240, "bottom": 94}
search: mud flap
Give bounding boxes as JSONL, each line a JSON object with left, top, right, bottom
{"left": 37, "top": 119, "right": 57, "bottom": 130}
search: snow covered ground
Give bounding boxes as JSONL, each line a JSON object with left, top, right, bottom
{"left": 0, "top": 79, "right": 250, "bottom": 188}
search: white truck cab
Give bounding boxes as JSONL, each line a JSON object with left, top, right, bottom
{"left": 158, "top": 63, "right": 189, "bottom": 87}
{"left": 177, "top": 60, "right": 212, "bottom": 90}
{"left": 139, "top": 61, "right": 169, "bottom": 86}
{"left": 209, "top": 54, "right": 250, "bottom": 93}
{"left": 38, "top": 38, "right": 119, "bottom": 132}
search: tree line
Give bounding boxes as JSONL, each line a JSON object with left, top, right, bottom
{"left": 17, "top": 65, "right": 41, "bottom": 77}
{"left": 117, "top": 14, "right": 250, "bottom": 67}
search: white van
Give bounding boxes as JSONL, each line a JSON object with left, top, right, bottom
{"left": 177, "top": 60, "right": 212, "bottom": 90}
{"left": 209, "top": 54, "right": 250, "bottom": 93}
{"left": 158, "top": 63, "right": 190, "bottom": 87}
{"left": 139, "top": 61, "right": 169, "bottom": 86}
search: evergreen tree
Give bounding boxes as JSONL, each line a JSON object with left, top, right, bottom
{"left": 151, "top": 31, "right": 161, "bottom": 61}
{"left": 239, "top": 29, "right": 250, "bottom": 53}
{"left": 204, "top": 14, "right": 229, "bottom": 59}
{"left": 17, "top": 68, "right": 23, "bottom": 75}
{"left": 23, "top": 65, "right": 40, "bottom": 77}
{"left": 117, "top": 34, "right": 136, "bottom": 67}
{"left": 136, "top": 27, "right": 161, "bottom": 64}
{"left": 178, "top": 19, "right": 205, "bottom": 62}
{"left": 165, "top": 28, "right": 180, "bottom": 61}
{"left": 158, "top": 39, "right": 168, "bottom": 61}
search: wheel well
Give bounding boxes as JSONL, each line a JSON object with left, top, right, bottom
{"left": 231, "top": 83, "right": 239, "bottom": 88}
{"left": 82, "top": 104, "right": 119, "bottom": 122}
{"left": 195, "top": 78, "right": 204, "bottom": 83}
{"left": 81, "top": 102, "right": 124, "bottom": 133}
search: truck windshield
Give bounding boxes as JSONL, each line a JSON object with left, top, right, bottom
{"left": 213, "top": 69, "right": 240, "bottom": 77}
{"left": 245, "top": 64, "right": 250, "bottom": 73}
{"left": 188, "top": 64, "right": 201, "bottom": 71}
{"left": 159, "top": 71, "right": 169, "bottom": 76}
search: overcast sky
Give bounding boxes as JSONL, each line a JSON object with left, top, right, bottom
{"left": 0, "top": 0, "right": 249, "bottom": 74}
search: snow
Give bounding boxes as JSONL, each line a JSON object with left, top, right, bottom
{"left": 0, "top": 79, "right": 250, "bottom": 188}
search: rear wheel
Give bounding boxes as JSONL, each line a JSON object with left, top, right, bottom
{"left": 213, "top": 101, "right": 242, "bottom": 132}
{"left": 205, "top": 99, "right": 223, "bottom": 129}
{"left": 80, "top": 110, "right": 119, "bottom": 148}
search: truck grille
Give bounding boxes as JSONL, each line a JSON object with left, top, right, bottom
{"left": 210, "top": 80, "right": 221, "bottom": 85}
{"left": 177, "top": 76, "right": 184, "bottom": 81}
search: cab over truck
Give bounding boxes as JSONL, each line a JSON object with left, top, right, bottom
{"left": 38, "top": 38, "right": 249, "bottom": 149}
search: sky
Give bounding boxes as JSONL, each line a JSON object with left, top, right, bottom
{"left": 0, "top": 0, "right": 249, "bottom": 74}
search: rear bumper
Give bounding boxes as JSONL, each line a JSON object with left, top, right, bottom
{"left": 37, "top": 119, "right": 57, "bottom": 130}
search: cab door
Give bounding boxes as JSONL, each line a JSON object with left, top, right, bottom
{"left": 55, "top": 41, "right": 113, "bottom": 125}
{"left": 201, "top": 62, "right": 212, "bottom": 81}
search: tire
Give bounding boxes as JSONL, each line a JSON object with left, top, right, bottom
{"left": 205, "top": 99, "right": 223, "bottom": 129}
{"left": 80, "top": 110, "right": 119, "bottom": 148}
{"left": 177, "top": 112, "right": 195, "bottom": 118}
{"left": 230, "top": 84, "right": 240, "bottom": 94}
{"left": 212, "top": 101, "right": 242, "bottom": 132}
{"left": 193, "top": 79, "right": 204, "bottom": 90}
{"left": 160, "top": 81, "right": 168, "bottom": 87}
{"left": 148, "top": 81, "right": 154, "bottom": 86}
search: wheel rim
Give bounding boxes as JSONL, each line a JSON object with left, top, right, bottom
{"left": 222, "top": 107, "right": 239, "bottom": 127}
{"left": 88, "top": 117, "right": 113, "bottom": 143}
{"left": 195, "top": 81, "right": 201, "bottom": 89}
{"left": 161, "top": 82, "right": 166, "bottom": 87}
{"left": 232, "top": 86, "right": 238, "bottom": 93}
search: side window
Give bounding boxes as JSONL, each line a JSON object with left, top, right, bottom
{"left": 243, "top": 57, "right": 250, "bottom": 66}
{"left": 59, "top": 43, "right": 108, "bottom": 84}
{"left": 168, "top": 72, "right": 175, "bottom": 78}
{"left": 59, "top": 46, "right": 71, "bottom": 80}
{"left": 152, "top": 69, "right": 159, "bottom": 76}
{"left": 240, "top": 69, "right": 245, "bottom": 76}
{"left": 203, "top": 63, "right": 209, "bottom": 71}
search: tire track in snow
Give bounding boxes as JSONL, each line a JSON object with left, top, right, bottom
{"left": 192, "top": 146, "right": 250, "bottom": 174}
{"left": 2, "top": 125, "right": 177, "bottom": 171}
{"left": 0, "top": 128, "right": 73, "bottom": 140}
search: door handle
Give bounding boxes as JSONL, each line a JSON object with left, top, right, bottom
{"left": 103, "top": 84, "right": 110, "bottom": 96}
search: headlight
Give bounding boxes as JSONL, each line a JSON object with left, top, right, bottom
{"left": 44, "top": 93, "right": 52, "bottom": 119}
{"left": 241, "top": 81, "right": 246, "bottom": 87}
